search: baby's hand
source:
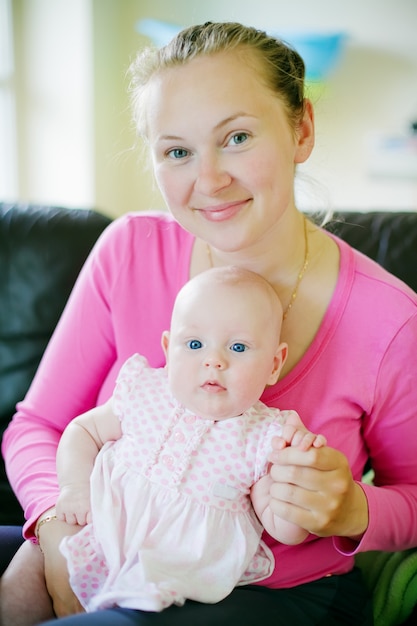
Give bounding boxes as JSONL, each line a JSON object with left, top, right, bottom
{"left": 275, "top": 410, "right": 326, "bottom": 451}
{"left": 56, "top": 482, "right": 91, "bottom": 526}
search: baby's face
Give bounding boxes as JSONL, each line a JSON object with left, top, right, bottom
{"left": 163, "top": 281, "right": 285, "bottom": 420}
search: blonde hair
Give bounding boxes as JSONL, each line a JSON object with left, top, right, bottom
{"left": 129, "top": 21, "right": 306, "bottom": 137}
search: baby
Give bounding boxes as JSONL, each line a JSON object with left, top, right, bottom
{"left": 55, "top": 266, "right": 326, "bottom": 612}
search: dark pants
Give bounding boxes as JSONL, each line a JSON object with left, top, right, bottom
{"left": 0, "top": 525, "right": 24, "bottom": 574}
{"left": 0, "top": 526, "right": 373, "bottom": 625}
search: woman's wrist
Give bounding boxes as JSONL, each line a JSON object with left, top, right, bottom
{"left": 345, "top": 482, "right": 369, "bottom": 539}
{"left": 35, "top": 506, "right": 57, "bottom": 544}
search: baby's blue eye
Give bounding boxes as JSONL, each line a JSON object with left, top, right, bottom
{"left": 231, "top": 343, "right": 247, "bottom": 353}
{"left": 167, "top": 148, "right": 189, "bottom": 159}
{"left": 187, "top": 339, "right": 202, "bottom": 350}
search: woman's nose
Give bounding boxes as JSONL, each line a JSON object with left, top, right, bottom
{"left": 194, "top": 155, "right": 232, "bottom": 195}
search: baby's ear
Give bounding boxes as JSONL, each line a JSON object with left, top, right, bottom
{"left": 161, "top": 331, "right": 170, "bottom": 361}
{"left": 267, "top": 342, "right": 288, "bottom": 385}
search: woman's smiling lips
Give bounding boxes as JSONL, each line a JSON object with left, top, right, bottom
{"left": 195, "top": 199, "right": 250, "bottom": 222}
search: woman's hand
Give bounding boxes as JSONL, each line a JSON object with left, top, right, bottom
{"left": 38, "top": 517, "right": 85, "bottom": 617}
{"left": 267, "top": 440, "right": 369, "bottom": 540}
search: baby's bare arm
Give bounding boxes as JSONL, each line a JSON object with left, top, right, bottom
{"left": 56, "top": 399, "right": 121, "bottom": 526}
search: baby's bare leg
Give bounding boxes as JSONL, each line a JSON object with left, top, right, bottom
{"left": 0, "top": 540, "right": 54, "bottom": 626}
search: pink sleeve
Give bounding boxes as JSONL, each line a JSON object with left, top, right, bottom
{"left": 2, "top": 219, "right": 124, "bottom": 539}
{"left": 333, "top": 314, "right": 417, "bottom": 555}
{"left": 2, "top": 212, "right": 195, "bottom": 540}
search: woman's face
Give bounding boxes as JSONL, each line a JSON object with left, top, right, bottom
{"left": 146, "top": 50, "right": 314, "bottom": 255}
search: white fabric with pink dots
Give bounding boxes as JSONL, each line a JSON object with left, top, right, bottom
{"left": 60, "top": 354, "right": 288, "bottom": 612}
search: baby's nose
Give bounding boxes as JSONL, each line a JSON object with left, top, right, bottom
{"left": 204, "top": 353, "right": 226, "bottom": 369}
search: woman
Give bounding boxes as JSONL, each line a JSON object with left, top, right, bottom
{"left": 2, "top": 21, "right": 417, "bottom": 625}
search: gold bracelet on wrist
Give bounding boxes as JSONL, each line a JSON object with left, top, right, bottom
{"left": 35, "top": 514, "right": 58, "bottom": 544}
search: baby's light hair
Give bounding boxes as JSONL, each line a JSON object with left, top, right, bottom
{"left": 174, "top": 266, "right": 284, "bottom": 340}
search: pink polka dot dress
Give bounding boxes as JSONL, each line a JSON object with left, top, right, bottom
{"left": 60, "top": 354, "right": 288, "bottom": 612}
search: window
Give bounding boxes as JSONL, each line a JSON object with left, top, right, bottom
{"left": 0, "top": 0, "right": 17, "bottom": 199}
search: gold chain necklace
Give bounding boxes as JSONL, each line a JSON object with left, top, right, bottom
{"left": 282, "top": 216, "right": 309, "bottom": 320}
{"left": 206, "top": 215, "right": 310, "bottom": 321}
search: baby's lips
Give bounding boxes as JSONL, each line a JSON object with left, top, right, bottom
{"left": 200, "top": 380, "right": 226, "bottom": 392}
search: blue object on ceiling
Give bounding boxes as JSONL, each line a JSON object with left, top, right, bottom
{"left": 136, "top": 19, "right": 181, "bottom": 47}
{"left": 136, "top": 19, "right": 346, "bottom": 81}
{"left": 271, "top": 30, "right": 346, "bottom": 80}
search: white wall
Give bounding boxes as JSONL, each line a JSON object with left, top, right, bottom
{"left": 12, "top": 0, "right": 94, "bottom": 208}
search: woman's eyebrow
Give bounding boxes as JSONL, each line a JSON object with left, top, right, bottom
{"left": 214, "top": 112, "right": 256, "bottom": 131}
{"left": 157, "top": 113, "right": 257, "bottom": 142}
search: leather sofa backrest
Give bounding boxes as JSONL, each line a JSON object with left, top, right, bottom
{"left": 0, "top": 203, "right": 111, "bottom": 523}
{"left": 328, "top": 211, "right": 417, "bottom": 293}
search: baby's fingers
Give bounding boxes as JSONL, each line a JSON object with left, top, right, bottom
{"left": 279, "top": 427, "right": 327, "bottom": 450}
{"left": 292, "top": 431, "right": 317, "bottom": 450}
{"left": 280, "top": 422, "right": 312, "bottom": 447}
{"left": 312, "top": 433, "right": 327, "bottom": 448}
{"left": 56, "top": 510, "right": 78, "bottom": 525}
{"left": 278, "top": 423, "right": 299, "bottom": 446}
{"left": 270, "top": 435, "right": 288, "bottom": 451}
{"left": 294, "top": 431, "right": 327, "bottom": 451}
{"left": 57, "top": 508, "right": 90, "bottom": 526}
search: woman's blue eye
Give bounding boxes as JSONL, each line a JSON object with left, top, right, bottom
{"left": 230, "top": 133, "right": 248, "bottom": 146}
{"left": 231, "top": 343, "right": 247, "bottom": 353}
{"left": 167, "top": 148, "right": 189, "bottom": 159}
{"left": 187, "top": 339, "right": 202, "bottom": 350}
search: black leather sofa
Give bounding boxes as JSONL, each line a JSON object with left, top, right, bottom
{"left": 0, "top": 203, "right": 112, "bottom": 525}
{"left": 1, "top": 202, "right": 417, "bottom": 624}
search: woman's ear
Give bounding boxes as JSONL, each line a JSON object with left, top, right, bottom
{"left": 294, "top": 99, "right": 315, "bottom": 164}
{"left": 267, "top": 342, "right": 288, "bottom": 385}
{"left": 161, "top": 331, "right": 170, "bottom": 363}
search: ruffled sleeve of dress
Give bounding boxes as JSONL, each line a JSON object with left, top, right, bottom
{"left": 252, "top": 405, "right": 295, "bottom": 483}
{"left": 112, "top": 353, "right": 150, "bottom": 422}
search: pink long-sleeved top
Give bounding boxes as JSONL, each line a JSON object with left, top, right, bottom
{"left": 3, "top": 211, "right": 417, "bottom": 588}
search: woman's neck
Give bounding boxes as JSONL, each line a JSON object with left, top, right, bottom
{"left": 197, "top": 211, "right": 310, "bottom": 305}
